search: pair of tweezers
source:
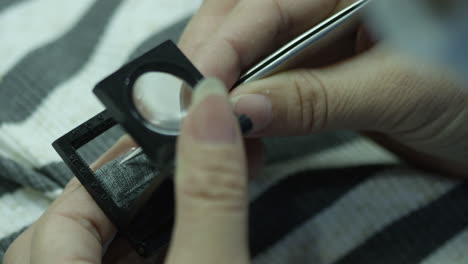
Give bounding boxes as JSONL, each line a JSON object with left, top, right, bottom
{"left": 121, "top": 0, "right": 370, "bottom": 164}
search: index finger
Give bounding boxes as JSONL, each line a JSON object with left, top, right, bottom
{"left": 190, "top": 0, "right": 355, "bottom": 87}
{"left": 178, "top": 0, "right": 240, "bottom": 58}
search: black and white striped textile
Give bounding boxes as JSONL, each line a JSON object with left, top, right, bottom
{"left": 1, "top": 1, "right": 467, "bottom": 263}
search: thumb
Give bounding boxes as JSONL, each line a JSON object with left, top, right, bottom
{"left": 166, "top": 78, "right": 249, "bottom": 264}
{"left": 230, "top": 46, "right": 462, "bottom": 137}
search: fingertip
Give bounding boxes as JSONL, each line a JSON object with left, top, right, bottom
{"left": 172, "top": 79, "right": 250, "bottom": 263}
{"left": 192, "top": 78, "right": 228, "bottom": 103}
{"left": 184, "top": 78, "right": 239, "bottom": 144}
{"left": 231, "top": 94, "right": 273, "bottom": 135}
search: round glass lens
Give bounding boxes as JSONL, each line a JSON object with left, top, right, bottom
{"left": 132, "top": 72, "right": 192, "bottom": 135}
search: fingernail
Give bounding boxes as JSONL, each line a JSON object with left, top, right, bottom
{"left": 231, "top": 94, "right": 272, "bottom": 134}
{"left": 238, "top": 114, "right": 253, "bottom": 134}
{"left": 188, "top": 78, "right": 237, "bottom": 143}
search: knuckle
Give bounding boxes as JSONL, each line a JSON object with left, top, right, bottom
{"left": 374, "top": 59, "right": 440, "bottom": 132}
{"left": 64, "top": 177, "right": 81, "bottom": 190}
{"left": 247, "top": 0, "right": 291, "bottom": 39}
{"left": 50, "top": 178, "right": 84, "bottom": 208}
{"left": 45, "top": 210, "right": 103, "bottom": 244}
{"left": 290, "top": 70, "right": 329, "bottom": 133}
{"left": 178, "top": 147, "right": 247, "bottom": 209}
{"left": 61, "top": 177, "right": 83, "bottom": 197}
{"left": 380, "top": 61, "right": 466, "bottom": 138}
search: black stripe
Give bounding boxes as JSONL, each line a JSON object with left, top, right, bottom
{"left": 0, "top": 156, "right": 59, "bottom": 192}
{"left": 127, "top": 17, "right": 191, "bottom": 61}
{"left": 0, "top": 179, "right": 20, "bottom": 196}
{"left": 0, "top": 0, "right": 27, "bottom": 13}
{"left": 334, "top": 182, "right": 468, "bottom": 264}
{"left": 264, "top": 132, "right": 357, "bottom": 164}
{"left": 0, "top": 0, "right": 124, "bottom": 123}
{"left": 249, "top": 165, "right": 391, "bottom": 256}
{"left": 36, "top": 161, "right": 75, "bottom": 188}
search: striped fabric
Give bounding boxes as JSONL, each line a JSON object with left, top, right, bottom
{"left": 0, "top": 1, "right": 467, "bottom": 263}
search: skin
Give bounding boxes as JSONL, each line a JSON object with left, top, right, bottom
{"left": 4, "top": 79, "right": 250, "bottom": 264}
{"left": 178, "top": 0, "right": 468, "bottom": 175}
{"left": 4, "top": 0, "right": 468, "bottom": 263}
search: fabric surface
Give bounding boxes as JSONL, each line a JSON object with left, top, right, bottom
{"left": 96, "top": 155, "right": 160, "bottom": 209}
{"left": 1, "top": 1, "right": 467, "bottom": 263}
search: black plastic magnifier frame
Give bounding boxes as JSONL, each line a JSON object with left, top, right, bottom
{"left": 94, "top": 40, "right": 203, "bottom": 164}
{"left": 53, "top": 40, "right": 203, "bottom": 257}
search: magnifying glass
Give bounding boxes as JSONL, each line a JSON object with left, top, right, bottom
{"left": 132, "top": 72, "right": 192, "bottom": 136}
{"left": 93, "top": 40, "right": 252, "bottom": 168}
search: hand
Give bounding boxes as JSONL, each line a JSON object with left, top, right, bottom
{"left": 179, "top": 0, "right": 468, "bottom": 175}
{"left": 4, "top": 79, "right": 251, "bottom": 264}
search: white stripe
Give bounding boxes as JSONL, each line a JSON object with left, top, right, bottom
{"left": 249, "top": 137, "right": 398, "bottom": 200}
{"left": 420, "top": 227, "right": 468, "bottom": 264}
{"left": 0, "top": 188, "right": 50, "bottom": 238}
{"left": 0, "top": 0, "right": 94, "bottom": 77}
{"left": 44, "top": 188, "right": 63, "bottom": 200}
{"left": 0, "top": 0, "right": 200, "bottom": 167}
{"left": 254, "top": 169, "right": 457, "bottom": 264}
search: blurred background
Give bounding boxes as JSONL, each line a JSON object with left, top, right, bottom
{"left": 369, "top": 0, "right": 468, "bottom": 82}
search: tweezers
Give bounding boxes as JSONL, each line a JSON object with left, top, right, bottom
{"left": 120, "top": 0, "right": 370, "bottom": 164}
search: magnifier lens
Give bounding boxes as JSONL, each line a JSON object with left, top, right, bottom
{"left": 132, "top": 72, "right": 192, "bottom": 135}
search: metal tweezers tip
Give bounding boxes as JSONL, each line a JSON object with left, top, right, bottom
{"left": 119, "top": 147, "right": 144, "bottom": 165}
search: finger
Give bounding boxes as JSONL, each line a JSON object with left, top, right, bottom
{"left": 178, "top": 0, "right": 239, "bottom": 57}
{"left": 3, "top": 225, "right": 35, "bottom": 264}
{"left": 3, "top": 134, "right": 135, "bottom": 264}
{"left": 192, "top": 0, "right": 356, "bottom": 86}
{"left": 29, "top": 177, "right": 116, "bottom": 264}
{"left": 166, "top": 79, "right": 249, "bottom": 264}
{"left": 27, "top": 134, "right": 134, "bottom": 264}
{"left": 230, "top": 45, "right": 468, "bottom": 140}
{"left": 90, "top": 135, "right": 137, "bottom": 170}
{"left": 4, "top": 138, "right": 134, "bottom": 264}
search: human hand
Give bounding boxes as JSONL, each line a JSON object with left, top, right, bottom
{"left": 179, "top": 0, "right": 468, "bottom": 175}
{"left": 3, "top": 78, "right": 251, "bottom": 264}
